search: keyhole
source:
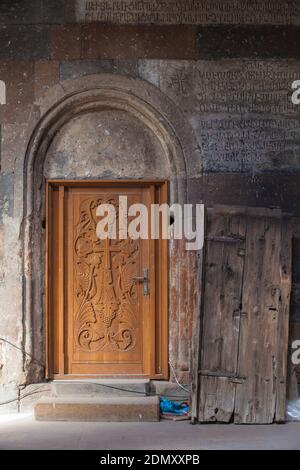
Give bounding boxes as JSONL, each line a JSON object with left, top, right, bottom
{"left": 169, "top": 214, "right": 175, "bottom": 226}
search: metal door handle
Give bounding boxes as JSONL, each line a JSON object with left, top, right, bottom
{"left": 132, "top": 268, "right": 149, "bottom": 296}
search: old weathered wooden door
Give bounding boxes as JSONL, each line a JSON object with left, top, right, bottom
{"left": 193, "top": 206, "right": 292, "bottom": 424}
{"left": 46, "top": 181, "right": 168, "bottom": 378}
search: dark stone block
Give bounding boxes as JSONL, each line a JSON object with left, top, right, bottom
{"left": 50, "top": 24, "right": 197, "bottom": 60}
{"left": 59, "top": 59, "right": 114, "bottom": 80}
{"left": 0, "top": 0, "right": 40, "bottom": 25}
{"left": 197, "top": 26, "right": 300, "bottom": 59}
{"left": 50, "top": 25, "right": 82, "bottom": 60}
{"left": 291, "top": 240, "right": 300, "bottom": 322}
{"left": 188, "top": 174, "right": 300, "bottom": 218}
{"left": 74, "top": 0, "right": 299, "bottom": 26}
{"left": 59, "top": 59, "right": 139, "bottom": 80}
{"left": 62, "top": 0, "right": 77, "bottom": 24}
{"left": 40, "top": 0, "right": 67, "bottom": 25}
{"left": 34, "top": 61, "right": 59, "bottom": 102}
{"left": 0, "top": 0, "right": 67, "bottom": 25}
{"left": 81, "top": 25, "right": 197, "bottom": 60}
{"left": 0, "top": 26, "right": 49, "bottom": 60}
{"left": 293, "top": 240, "right": 300, "bottom": 281}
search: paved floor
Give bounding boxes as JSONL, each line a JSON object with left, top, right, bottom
{"left": 0, "top": 414, "right": 299, "bottom": 450}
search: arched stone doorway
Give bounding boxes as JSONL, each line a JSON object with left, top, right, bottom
{"left": 23, "top": 74, "right": 201, "bottom": 384}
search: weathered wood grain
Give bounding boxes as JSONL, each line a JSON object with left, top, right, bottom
{"left": 194, "top": 206, "right": 292, "bottom": 424}
{"left": 198, "top": 208, "right": 246, "bottom": 422}
{"left": 275, "top": 216, "right": 292, "bottom": 421}
{"left": 235, "top": 210, "right": 282, "bottom": 423}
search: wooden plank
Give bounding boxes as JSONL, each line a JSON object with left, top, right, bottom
{"left": 191, "top": 226, "right": 205, "bottom": 423}
{"left": 275, "top": 217, "right": 292, "bottom": 421}
{"left": 49, "top": 187, "right": 61, "bottom": 376}
{"left": 197, "top": 209, "right": 246, "bottom": 422}
{"left": 153, "top": 182, "right": 169, "bottom": 378}
{"left": 288, "top": 321, "right": 300, "bottom": 395}
{"left": 234, "top": 211, "right": 282, "bottom": 424}
{"left": 58, "top": 185, "right": 65, "bottom": 375}
{"left": 45, "top": 183, "right": 52, "bottom": 379}
{"left": 198, "top": 376, "right": 237, "bottom": 422}
{"left": 144, "top": 185, "right": 156, "bottom": 377}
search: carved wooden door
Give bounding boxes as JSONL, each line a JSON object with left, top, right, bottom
{"left": 47, "top": 181, "right": 168, "bottom": 378}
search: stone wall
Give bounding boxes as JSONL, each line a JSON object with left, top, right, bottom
{"left": 0, "top": 0, "right": 299, "bottom": 410}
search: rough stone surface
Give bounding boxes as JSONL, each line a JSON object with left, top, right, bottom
{"left": 59, "top": 59, "right": 139, "bottom": 80}
{"left": 0, "top": 26, "right": 49, "bottom": 60}
{"left": 52, "top": 379, "right": 150, "bottom": 397}
{"left": 197, "top": 26, "right": 300, "bottom": 59}
{"left": 0, "top": 172, "right": 14, "bottom": 223}
{"left": 19, "top": 384, "right": 52, "bottom": 413}
{"left": 44, "top": 110, "right": 169, "bottom": 179}
{"left": 34, "top": 396, "right": 160, "bottom": 422}
{"left": 0, "top": 61, "right": 35, "bottom": 124}
{"left": 18, "top": 380, "right": 189, "bottom": 411}
{"left": 50, "top": 24, "right": 198, "bottom": 60}
{"left": 188, "top": 174, "right": 300, "bottom": 217}
{"left": 34, "top": 61, "right": 60, "bottom": 103}
{"left": 0, "top": 1, "right": 67, "bottom": 25}
{"left": 151, "top": 381, "right": 189, "bottom": 400}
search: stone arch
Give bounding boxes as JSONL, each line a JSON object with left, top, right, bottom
{"left": 22, "top": 74, "right": 201, "bottom": 382}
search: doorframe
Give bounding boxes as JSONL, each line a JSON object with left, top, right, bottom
{"left": 45, "top": 179, "right": 169, "bottom": 380}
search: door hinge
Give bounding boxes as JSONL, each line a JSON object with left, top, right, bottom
{"left": 206, "top": 236, "right": 245, "bottom": 244}
{"left": 199, "top": 370, "right": 246, "bottom": 384}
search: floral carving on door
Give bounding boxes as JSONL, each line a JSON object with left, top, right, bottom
{"left": 73, "top": 197, "right": 139, "bottom": 353}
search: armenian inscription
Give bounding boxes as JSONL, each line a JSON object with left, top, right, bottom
{"left": 158, "top": 61, "right": 300, "bottom": 172}
{"left": 76, "top": 0, "right": 300, "bottom": 25}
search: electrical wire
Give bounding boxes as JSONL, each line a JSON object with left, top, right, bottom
{"left": 0, "top": 340, "right": 190, "bottom": 406}
{"left": 0, "top": 337, "right": 45, "bottom": 368}
{"left": 0, "top": 386, "right": 189, "bottom": 406}
{"left": 0, "top": 388, "right": 52, "bottom": 407}
{"left": 0, "top": 379, "right": 190, "bottom": 407}
{"left": 169, "top": 360, "right": 191, "bottom": 393}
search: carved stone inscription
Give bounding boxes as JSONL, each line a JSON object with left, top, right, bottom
{"left": 158, "top": 61, "right": 300, "bottom": 172}
{"left": 76, "top": 0, "right": 300, "bottom": 25}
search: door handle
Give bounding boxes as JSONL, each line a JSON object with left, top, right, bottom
{"left": 132, "top": 268, "right": 149, "bottom": 296}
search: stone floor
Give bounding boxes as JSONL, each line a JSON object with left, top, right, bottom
{"left": 0, "top": 414, "right": 299, "bottom": 450}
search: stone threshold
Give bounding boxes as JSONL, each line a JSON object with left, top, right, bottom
{"left": 34, "top": 396, "right": 160, "bottom": 422}
{"left": 19, "top": 379, "right": 190, "bottom": 413}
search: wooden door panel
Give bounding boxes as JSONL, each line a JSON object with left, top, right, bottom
{"left": 198, "top": 209, "right": 246, "bottom": 422}
{"left": 46, "top": 181, "right": 168, "bottom": 379}
{"left": 234, "top": 213, "right": 280, "bottom": 423}
{"left": 234, "top": 210, "right": 291, "bottom": 423}
{"left": 67, "top": 187, "right": 147, "bottom": 375}
{"left": 194, "top": 206, "right": 292, "bottom": 424}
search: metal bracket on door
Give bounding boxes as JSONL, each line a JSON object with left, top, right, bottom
{"left": 199, "top": 370, "right": 246, "bottom": 384}
{"left": 132, "top": 268, "right": 149, "bottom": 296}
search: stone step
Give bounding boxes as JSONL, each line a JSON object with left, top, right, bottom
{"left": 34, "top": 396, "right": 160, "bottom": 422}
{"left": 51, "top": 379, "right": 150, "bottom": 397}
